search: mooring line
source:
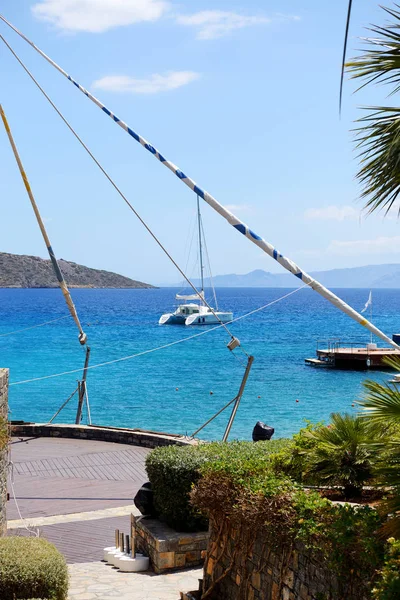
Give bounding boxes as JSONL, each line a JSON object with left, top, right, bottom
{"left": 0, "top": 314, "right": 70, "bottom": 337}
{"left": 9, "top": 286, "right": 307, "bottom": 387}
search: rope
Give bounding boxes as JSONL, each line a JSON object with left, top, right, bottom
{"left": 0, "top": 105, "right": 86, "bottom": 346}
{"left": 8, "top": 461, "right": 39, "bottom": 536}
{"left": 191, "top": 395, "right": 238, "bottom": 437}
{"left": 9, "top": 286, "right": 307, "bottom": 387}
{"left": 0, "top": 34, "right": 238, "bottom": 345}
{"left": 0, "top": 314, "right": 70, "bottom": 337}
{"left": 201, "top": 218, "right": 218, "bottom": 310}
{"left": 47, "top": 387, "right": 79, "bottom": 424}
{"left": 84, "top": 384, "right": 91, "bottom": 425}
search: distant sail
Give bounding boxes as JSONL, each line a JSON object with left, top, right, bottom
{"left": 361, "top": 291, "right": 372, "bottom": 314}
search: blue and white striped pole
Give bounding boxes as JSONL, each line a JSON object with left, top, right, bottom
{"left": 0, "top": 14, "right": 398, "bottom": 350}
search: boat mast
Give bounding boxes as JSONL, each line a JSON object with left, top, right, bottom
{"left": 197, "top": 195, "right": 205, "bottom": 303}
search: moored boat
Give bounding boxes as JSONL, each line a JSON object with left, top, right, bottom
{"left": 159, "top": 196, "right": 233, "bottom": 326}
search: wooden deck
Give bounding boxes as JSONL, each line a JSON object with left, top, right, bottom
{"left": 7, "top": 436, "right": 150, "bottom": 563}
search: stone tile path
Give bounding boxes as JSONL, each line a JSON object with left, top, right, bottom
{"left": 68, "top": 562, "right": 202, "bottom": 600}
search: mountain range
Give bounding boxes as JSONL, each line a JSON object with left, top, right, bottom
{"left": 169, "top": 264, "right": 400, "bottom": 288}
{"left": 0, "top": 252, "right": 154, "bottom": 288}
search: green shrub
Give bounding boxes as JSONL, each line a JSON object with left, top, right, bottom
{"left": 146, "top": 444, "right": 209, "bottom": 531}
{"left": 269, "top": 421, "right": 321, "bottom": 483}
{"left": 0, "top": 537, "right": 68, "bottom": 600}
{"left": 145, "top": 439, "right": 289, "bottom": 531}
{"left": 373, "top": 538, "right": 400, "bottom": 600}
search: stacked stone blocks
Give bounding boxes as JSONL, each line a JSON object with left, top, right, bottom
{"left": 135, "top": 516, "right": 209, "bottom": 574}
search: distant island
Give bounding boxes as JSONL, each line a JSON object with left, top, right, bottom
{"left": 0, "top": 252, "right": 154, "bottom": 289}
{"left": 169, "top": 264, "right": 400, "bottom": 289}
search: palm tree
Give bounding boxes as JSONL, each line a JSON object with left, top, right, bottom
{"left": 344, "top": 5, "right": 400, "bottom": 214}
{"left": 302, "top": 413, "right": 380, "bottom": 499}
{"left": 360, "top": 357, "right": 400, "bottom": 535}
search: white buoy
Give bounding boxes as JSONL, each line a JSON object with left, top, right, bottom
{"left": 114, "top": 552, "right": 150, "bottom": 572}
{"left": 103, "top": 546, "right": 118, "bottom": 563}
{"left": 103, "top": 547, "right": 149, "bottom": 572}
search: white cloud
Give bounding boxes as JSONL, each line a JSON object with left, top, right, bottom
{"left": 92, "top": 71, "right": 200, "bottom": 94}
{"left": 304, "top": 205, "right": 359, "bottom": 222}
{"left": 327, "top": 236, "right": 400, "bottom": 256}
{"left": 176, "top": 10, "right": 272, "bottom": 40}
{"left": 32, "top": 0, "right": 169, "bottom": 33}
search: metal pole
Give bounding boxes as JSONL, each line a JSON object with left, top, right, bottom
{"left": 223, "top": 355, "right": 254, "bottom": 442}
{"left": 0, "top": 104, "right": 87, "bottom": 346}
{"left": 130, "top": 514, "right": 136, "bottom": 558}
{"left": 191, "top": 395, "right": 237, "bottom": 438}
{"left": 76, "top": 346, "right": 91, "bottom": 424}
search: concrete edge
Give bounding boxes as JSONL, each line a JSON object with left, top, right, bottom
{"left": 10, "top": 422, "right": 197, "bottom": 449}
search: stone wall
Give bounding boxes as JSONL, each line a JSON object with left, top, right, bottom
{"left": 0, "top": 369, "right": 9, "bottom": 537}
{"left": 10, "top": 423, "right": 195, "bottom": 449}
{"left": 202, "top": 518, "right": 370, "bottom": 600}
{"left": 135, "top": 516, "right": 208, "bottom": 574}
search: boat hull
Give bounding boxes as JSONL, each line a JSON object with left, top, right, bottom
{"left": 159, "top": 313, "right": 187, "bottom": 325}
{"left": 159, "top": 311, "right": 233, "bottom": 326}
{"left": 184, "top": 312, "right": 233, "bottom": 326}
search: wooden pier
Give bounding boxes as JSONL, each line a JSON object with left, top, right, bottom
{"left": 306, "top": 340, "right": 400, "bottom": 370}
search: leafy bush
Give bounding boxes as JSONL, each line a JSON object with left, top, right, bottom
{"left": 269, "top": 421, "right": 322, "bottom": 483}
{"left": 145, "top": 439, "right": 289, "bottom": 531}
{"left": 0, "top": 537, "right": 68, "bottom": 600}
{"left": 373, "top": 538, "right": 400, "bottom": 600}
{"left": 146, "top": 444, "right": 209, "bottom": 531}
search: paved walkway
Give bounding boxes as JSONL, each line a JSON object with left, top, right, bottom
{"left": 68, "top": 562, "right": 202, "bottom": 600}
{"left": 7, "top": 437, "right": 201, "bottom": 599}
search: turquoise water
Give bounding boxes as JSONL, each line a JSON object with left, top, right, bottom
{"left": 1, "top": 287, "right": 399, "bottom": 440}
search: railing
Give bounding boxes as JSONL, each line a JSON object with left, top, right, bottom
{"left": 316, "top": 338, "right": 374, "bottom": 354}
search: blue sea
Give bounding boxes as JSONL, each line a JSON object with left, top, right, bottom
{"left": 1, "top": 287, "right": 399, "bottom": 441}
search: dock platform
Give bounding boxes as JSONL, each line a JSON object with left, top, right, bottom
{"left": 306, "top": 339, "right": 400, "bottom": 370}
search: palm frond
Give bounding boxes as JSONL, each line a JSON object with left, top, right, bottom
{"left": 347, "top": 5, "right": 400, "bottom": 94}
{"left": 303, "top": 413, "right": 382, "bottom": 496}
{"left": 354, "top": 106, "right": 400, "bottom": 214}
{"left": 360, "top": 379, "right": 400, "bottom": 421}
{"left": 340, "top": 0, "right": 354, "bottom": 112}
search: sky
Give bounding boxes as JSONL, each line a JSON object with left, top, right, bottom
{"left": 0, "top": 0, "right": 398, "bottom": 285}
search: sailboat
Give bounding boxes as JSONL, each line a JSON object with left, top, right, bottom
{"left": 159, "top": 197, "right": 233, "bottom": 326}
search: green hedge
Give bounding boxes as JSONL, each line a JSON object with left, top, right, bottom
{"left": 0, "top": 537, "right": 68, "bottom": 600}
{"left": 145, "top": 439, "right": 289, "bottom": 531}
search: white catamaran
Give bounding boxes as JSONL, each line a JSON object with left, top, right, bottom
{"left": 159, "top": 197, "right": 233, "bottom": 326}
